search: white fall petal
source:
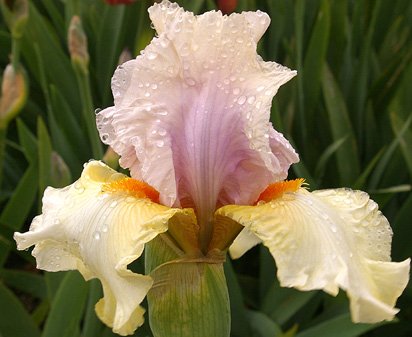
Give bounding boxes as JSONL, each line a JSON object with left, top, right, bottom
{"left": 216, "top": 187, "right": 410, "bottom": 323}
{"left": 14, "top": 160, "right": 196, "bottom": 336}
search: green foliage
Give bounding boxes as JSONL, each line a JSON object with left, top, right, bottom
{"left": 0, "top": 0, "right": 411, "bottom": 336}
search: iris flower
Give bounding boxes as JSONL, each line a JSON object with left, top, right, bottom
{"left": 14, "top": 1, "right": 409, "bottom": 336}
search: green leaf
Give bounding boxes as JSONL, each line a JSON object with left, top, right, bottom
{"left": 392, "top": 193, "right": 412, "bottom": 259}
{"left": 295, "top": 313, "right": 383, "bottom": 337}
{"left": 322, "top": 64, "right": 359, "bottom": 185}
{"left": 0, "top": 269, "right": 47, "bottom": 300}
{"left": 314, "top": 136, "right": 347, "bottom": 183}
{"left": 390, "top": 110, "right": 412, "bottom": 177}
{"left": 303, "top": 0, "right": 330, "bottom": 115}
{"left": 369, "top": 113, "right": 412, "bottom": 189}
{"left": 37, "top": 117, "right": 52, "bottom": 198}
{"left": 261, "top": 281, "right": 317, "bottom": 326}
{"left": 82, "top": 279, "right": 104, "bottom": 337}
{"left": 247, "top": 309, "right": 283, "bottom": 337}
{"left": 95, "top": 5, "right": 126, "bottom": 105}
{"left": 17, "top": 119, "right": 37, "bottom": 163}
{"left": 225, "top": 258, "right": 253, "bottom": 337}
{"left": 0, "top": 282, "right": 41, "bottom": 337}
{"left": 0, "top": 163, "right": 37, "bottom": 231}
{"left": 42, "top": 271, "right": 88, "bottom": 337}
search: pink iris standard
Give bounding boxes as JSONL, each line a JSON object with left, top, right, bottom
{"left": 14, "top": 1, "right": 410, "bottom": 336}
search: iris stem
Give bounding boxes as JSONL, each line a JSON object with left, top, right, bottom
{"left": 0, "top": 127, "right": 6, "bottom": 190}
{"left": 73, "top": 67, "right": 103, "bottom": 159}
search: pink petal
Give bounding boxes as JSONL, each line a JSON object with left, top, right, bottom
{"left": 96, "top": 1, "right": 299, "bottom": 228}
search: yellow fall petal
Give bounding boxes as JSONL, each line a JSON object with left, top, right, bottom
{"left": 216, "top": 187, "right": 410, "bottom": 323}
{"left": 14, "top": 160, "right": 196, "bottom": 336}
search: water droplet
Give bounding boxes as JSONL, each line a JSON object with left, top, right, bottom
{"left": 257, "top": 85, "right": 265, "bottom": 92}
{"left": 237, "top": 96, "right": 247, "bottom": 105}
{"left": 101, "top": 134, "right": 109, "bottom": 142}
{"left": 158, "top": 128, "right": 167, "bottom": 136}
{"left": 247, "top": 96, "right": 256, "bottom": 104}
{"left": 144, "top": 92, "right": 151, "bottom": 97}
{"left": 321, "top": 213, "right": 329, "bottom": 220}
{"left": 151, "top": 83, "right": 158, "bottom": 90}
{"left": 331, "top": 226, "right": 338, "bottom": 233}
{"left": 146, "top": 51, "right": 158, "bottom": 60}
{"left": 160, "top": 39, "right": 170, "bottom": 48}
{"left": 93, "top": 231, "right": 101, "bottom": 240}
{"left": 74, "top": 181, "right": 85, "bottom": 193}
{"left": 155, "top": 109, "right": 168, "bottom": 116}
{"left": 95, "top": 108, "right": 102, "bottom": 115}
{"left": 186, "top": 78, "right": 196, "bottom": 86}
{"left": 101, "top": 224, "right": 109, "bottom": 233}
{"left": 156, "top": 140, "right": 165, "bottom": 147}
{"left": 110, "top": 201, "right": 118, "bottom": 208}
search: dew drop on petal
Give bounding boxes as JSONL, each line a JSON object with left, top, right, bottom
{"left": 101, "top": 224, "right": 109, "bottom": 233}
{"left": 247, "top": 96, "right": 256, "bottom": 104}
{"left": 74, "top": 181, "right": 85, "bottom": 193}
{"left": 238, "top": 96, "right": 247, "bottom": 105}
{"left": 93, "top": 231, "right": 101, "bottom": 240}
{"left": 257, "top": 85, "right": 265, "bottom": 92}
{"left": 146, "top": 51, "right": 158, "bottom": 60}
{"left": 156, "top": 140, "right": 165, "bottom": 147}
{"left": 155, "top": 109, "right": 168, "bottom": 116}
{"left": 110, "top": 201, "right": 117, "bottom": 208}
{"left": 186, "top": 78, "right": 196, "bottom": 86}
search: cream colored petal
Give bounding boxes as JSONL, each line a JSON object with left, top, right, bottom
{"left": 217, "top": 188, "right": 410, "bottom": 323}
{"left": 229, "top": 228, "right": 262, "bottom": 259}
{"left": 14, "top": 160, "right": 196, "bottom": 336}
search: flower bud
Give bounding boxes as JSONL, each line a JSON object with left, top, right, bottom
{"left": 0, "top": 63, "right": 27, "bottom": 129}
{"left": 68, "top": 16, "right": 89, "bottom": 75}
{"left": 0, "top": 0, "right": 28, "bottom": 39}
{"left": 50, "top": 152, "right": 72, "bottom": 187}
{"left": 216, "top": 0, "right": 237, "bottom": 14}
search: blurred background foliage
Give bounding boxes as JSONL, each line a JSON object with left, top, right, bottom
{"left": 0, "top": 0, "right": 411, "bottom": 336}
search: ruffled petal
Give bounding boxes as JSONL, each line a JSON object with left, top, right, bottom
{"left": 14, "top": 160, "right": 196, "bottom": 336}
{"left": 96, "top": 1, "right": 298, "bottom": 222}
{"left": 216, "top": 187, "right": 410, "bottom": 323}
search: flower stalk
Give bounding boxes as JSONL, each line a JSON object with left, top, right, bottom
{"left": 68, "top": 16, "right": 103, "bottom": 159}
